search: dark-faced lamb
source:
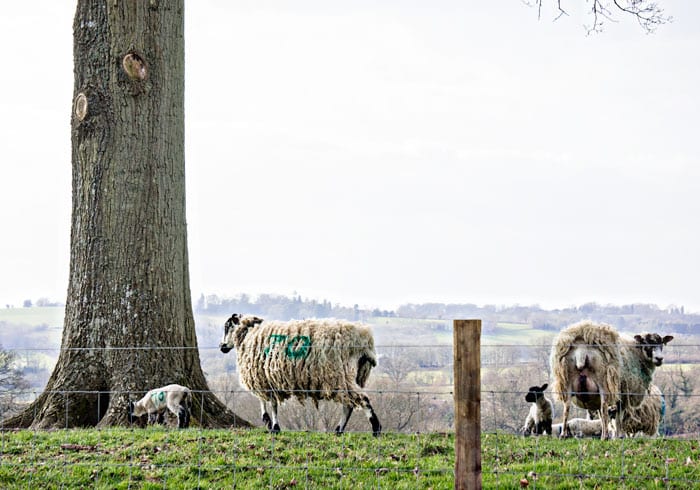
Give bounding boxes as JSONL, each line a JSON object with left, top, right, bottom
{"left": 551, "top": 321, "right": 673, "bottom": 440}
{"left": 128, "top": 384, "right": 191, "bottom": 428}
{"left": 521, "top": 383, "right": 553, "bottom": 436}
{"left": 219, "top": 314, "right": 382, "bottom": 436}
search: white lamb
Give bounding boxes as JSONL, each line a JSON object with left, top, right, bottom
{"left": 128, "top": 384, "right": 191, "bottom": 428}
{"left": 219, "top": 314, "right": 381, "bottom": 436}
{"left": 551, "top": 417, "right": 609, "bottom": 438}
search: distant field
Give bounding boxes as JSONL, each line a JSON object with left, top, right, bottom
{"left": 0, "top": 306, "right": 64, "bottom": 329}
{"left": 0, "top": 307, "right": 562, "bottom": 351}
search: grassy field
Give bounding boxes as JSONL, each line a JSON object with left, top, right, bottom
{"left": 1, "top": 428, "right": 699, "bottom": 489}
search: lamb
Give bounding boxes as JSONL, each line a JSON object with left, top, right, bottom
{"left": 550, "top": 321, "right": 673, "bottom": 440}
{"left": 219, "top": 314, "right": 382, "bottom": 436}
{"left": 521, "top": 383, "right": 553, "bottom": 436}
{"left": 551, "top": 418, "right": 605, "bottom": 438}
{"left": 128, "top": 383, "right": 191, "bottom": 428}
{"left": 609, "top": 383, "right": 665, "bottom": 437}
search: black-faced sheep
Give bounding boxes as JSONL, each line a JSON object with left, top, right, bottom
{"left": 128, "top": 384, "right": 191, "bottom": 428}
{"left": 521, "top": 383, "right": 553, "bottom": 436}
{"left": 219, "top": 314, "right": 382, "bottom": 436}
{"left": 618, "top": 334, "right": 672, "bottom": 422}
{"left": 551, "top": 321, "right": 673, "bottom": 440}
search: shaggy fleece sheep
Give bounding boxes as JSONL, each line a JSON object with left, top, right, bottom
{"left": 551, "top": 321, "right": 673, "bottom": 440}
{"left": 550, "top": 321, "right": 621, "bottom": 439}
{"left": 611, "top": 383, "right": 665, "bottom": 437}
{"left": 618, "top": 333, "right": 673, "bottom": 414}
{"left": 128, "top": 384, "right": 191, "bottom": 428}
{"left": 521, "top": 383, "right": 553, "bottom": 436}
{"left": 219, "top": 314, "right": 381, "bottom": 436}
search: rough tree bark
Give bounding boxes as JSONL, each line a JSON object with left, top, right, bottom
{"left": 3, "top": 0, "right": 249, "bottom": 429}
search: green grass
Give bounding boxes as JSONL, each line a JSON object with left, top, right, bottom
{"left": 1, "top": 429, "right": 699, "bottom": 489}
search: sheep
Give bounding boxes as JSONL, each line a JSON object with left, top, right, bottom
{"left": 550, "top": 321, "right": 622, "bottom": 439}
{"left": 128, "top": 384, "right": 191, "bottom": 428}
{"left": 219, "top": 314, "right": 382, "bottom": 436}
{"left": 609, "top": 383, "right": 665, "bottom": 437}
{"left": 550, "top": 418, "right": 605, "bottom": 438}
{"left": 551, "top": 321, "right": 673, "bottom": 440}
{"left": 521, "top": 383, "right": 553, "bottom": 436}
{"left": 617, "top": 333, "right": 672, "bottom": 432}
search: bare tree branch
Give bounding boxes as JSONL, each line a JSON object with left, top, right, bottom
{"left": 527, "top": 0, "right": 671, "bottom": 33}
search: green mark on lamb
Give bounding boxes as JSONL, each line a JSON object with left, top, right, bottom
{"left": 150, "top": 391, "right": 165, "bottom": 406}
{"left": 264, "top": 334, "right": 311, "bottom": 359}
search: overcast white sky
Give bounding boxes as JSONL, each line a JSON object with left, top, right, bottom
{"left": 1, "top": 1, "right": 699, "bottom": 312}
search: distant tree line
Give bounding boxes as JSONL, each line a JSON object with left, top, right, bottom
{"left": 396, "top": 302, "right": 700, "bottom": 335}
{"left": 195, "top": 294, "right": 700, "bottom": 336}
{"left": 195, "top": 293, "right": 396, "bottom": 321}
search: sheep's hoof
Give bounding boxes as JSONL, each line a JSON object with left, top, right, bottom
{"left": 371, "top": 415, "right": 382, "bottom": 437}
{"left": 334, "top": 426, "right": 343, "bottom": 436}
{"left": 271, "top": 423, "right": 280, "bottom": 434}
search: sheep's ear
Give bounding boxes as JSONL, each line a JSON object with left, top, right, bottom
{"left": 634, "top": 334, "right": 644, "bottom": 344}
{"left": 540, "top": 383, "right": 548, "bottom": 391}
{"left": 252, "top": 316, "right": 263, "bottom": 325}
{"left": 663, "top": 335, "right": 674, "bottom": 345}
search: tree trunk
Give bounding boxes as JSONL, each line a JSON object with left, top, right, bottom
{"left": 3, "top": 0, "right": 249, "bottom": 429}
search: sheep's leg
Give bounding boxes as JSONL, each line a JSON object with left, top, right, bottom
{"left": 335, "top": 405, "right": 353, "bottom": 435}
{"left": 166, "top": 400, "right": 189, "bottom": 429}
{"left": 147, "top": 412, "right": 159, "bottom": 425}
{"left": 599, "top": 392, "right": 608, "bottom": 440}
{"left": 260, "top": 400, "right": 272, "bottom": 430}
{"left": 177, "top": 403, "right": 190, "bottom": 428}
{"left": 560, "top": 402, "right": 571, "bottom": 438}
{"left": 359, "top": 394, "right": 381, "bottom": 437}
{"left": 269, "top": 399, "right": 280, "bottom": 434}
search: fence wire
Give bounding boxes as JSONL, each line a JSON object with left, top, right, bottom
{"left": 1, "top": 340, "right": 699, "bottom": 488}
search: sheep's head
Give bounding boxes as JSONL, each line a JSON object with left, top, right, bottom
{"left": 633, "top": 333, "right": 674, "bottom": 367}
{"left": 525, "top": 383, "right": 548, "bottom": 403}
{"left": 219, "top": 313, "right": 263, "bottom": 353}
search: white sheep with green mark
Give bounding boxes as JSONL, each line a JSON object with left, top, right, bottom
{"left": 219, "top": 314, "right": 381, "bottom": 436}
{"left": 128, "top": 383, "right": 191, "bottom": 428}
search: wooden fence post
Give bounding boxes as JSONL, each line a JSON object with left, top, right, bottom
{"left": 454, "top": 319, "right": 481, "bottom": 489}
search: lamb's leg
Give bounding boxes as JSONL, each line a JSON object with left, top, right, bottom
{"left": 177, "top": 403, "right": 190, "bottom": 428}
{"left": 335, "top": 405, "right": 353, "bottom": 435}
